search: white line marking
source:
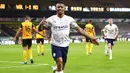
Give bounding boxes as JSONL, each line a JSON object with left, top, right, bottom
{"left": 0, "top": 64, "right": 47, "bottom": 69}
{"left": 0, "top": 61, "right": 49, "bottom": 69}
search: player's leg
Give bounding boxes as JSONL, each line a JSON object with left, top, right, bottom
{"left": 51, "top": 45, "right": 63, "bottom": 73}
{"left": 41, "top": 39, "right": 44, "bottom": 55}
{"left": 104, "top": 39, "right": 109, "bottom": 55}
{"left": 106, "top": 39, "right": 113, "bottom": 60}
{"left": 56, "top": 57, "right": 63, "bottom": 73}
{"left": 89, "top": 42, "right": 94, "bottom": 54}
{"left": 105, "top": 44, "right": 109, "bottom": 56}
{"left": 109, "top": 39, "right": 114, "bottom": 60}
{"left": 22, "top": 39, "right": 28, "bottom": 64}
{"left": 85, "top": 38, "right": 89, "bottom": 55}
{"left": 108, "top": 43, "right": 112, "bottom": 60}
{"left": 36, "top": 39, "right": 40, "bottom": 55}
{"left": 61, "top": 46, "right": 69, "bottom": 70}
{"left": 28, "top": 39, "right": 34, "bottom": 63}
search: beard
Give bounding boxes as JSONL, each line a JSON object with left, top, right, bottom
{"left": 57, "top": 11, "right": 63, "bottom": 16}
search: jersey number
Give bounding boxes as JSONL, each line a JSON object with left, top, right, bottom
{"left": 25, "top": 26, "right": 31, "bottom": 32}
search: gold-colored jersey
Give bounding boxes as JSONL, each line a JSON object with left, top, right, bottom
{"left": 36, "top": 25, "right": 45, "bottom": 39}
{"left": 85, "top": 23, "right": 94, "bottom": 36}
{"left": 21, "top": 21, "right": 33, "bottom": 39}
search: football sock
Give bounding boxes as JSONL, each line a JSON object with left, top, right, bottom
{"left": 86, "top": 44, "right": 89, "bottom": 55}
{"left": 55, "top": 70, "right": 63, "bottom": 73}
{"left": 23, "top": 50, "right": 27, "bottom": 62}
{"left": 41, "top": 44, "right": 44, "bottom": 53}
{"left": 37, "top": 44, "right": 40, "bottom": 54}
{"left": 28, "top": 48, "right": 33, "bottom": 59}
{"left": 89, "top": 43, "right": 93, "bottom": 53}
{"left": 52, "top": 66, "right": 57, "bottom": 71}
{"left": 105, "top": 45, "right": 108, "bottom": 54}
{"left": 109, "top": 48, "right": 112, "bottom": 59}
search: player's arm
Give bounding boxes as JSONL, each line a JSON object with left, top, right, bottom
{"left": 34, "top": 27, "right": 37, "bottom": 40}
{"left": 70, "top": 20, "right": 96, "bottom": 40}
{"left": 43, "top": 30, "right": 46, "bottom": 37}
{"left": 93, "top": 27, "right": 96, "bottom": 37}
{"left": 101, "top": 30, "right": 104, "bottom": 36}
{"left": 33, "top": 25, "right": 45, "bottom": 37}
{"left": 115, "top": 26, "right": 119, "bottom": 39}
{"left": 104, "top": 26, "right": 107, "bottom": 36}
{"left": 101, "top": 30, "right": 105, "bottom": 38}
{"left": 70, "top": 19, "right": 99, "bottom": 45}
{"left": 47, "top": 30, "right": 51, "bottom": 43}
{"left": 13, "top": 25, "right": 22, "bottom": 41}
{"left": 75, "top": 26, "right": 96, "bottom": 40}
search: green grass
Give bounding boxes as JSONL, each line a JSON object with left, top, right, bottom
{"left": 0, "top": 42, "right": 130, "bottom": 73}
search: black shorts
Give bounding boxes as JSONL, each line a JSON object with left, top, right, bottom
{"left": 22, "top": 39, "right": 32, "bottom": 47}
{"left": 106, "top": 38, "right": 115, "bottom": 46}
{"left": 86, "top": 37, "right": 92, "bottom": 43}
{"left": 36, "top": 38, "right": 44, "bottom": 44}
{"left": 51, "top": 44, "right": 68, "bottom": 63}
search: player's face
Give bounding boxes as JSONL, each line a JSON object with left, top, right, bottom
{"left": 25, "top": 18, "right": 31, "bottom": 21}
{"left": 108, "top": 19, "right": 113, "bottom": 24}
{"left": 56, "top": 3, "right": 65, "bottom": 15}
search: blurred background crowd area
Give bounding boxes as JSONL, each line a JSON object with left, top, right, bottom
{"left": 0, "top": 0, "right": 130, "bottom": 44}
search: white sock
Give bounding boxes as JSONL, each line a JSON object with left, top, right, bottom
{"left": 52, "top": 66, "right": 57, "bottom": 71}
{"left": 105, "top": 45, "right": 108, "bottom": 55}
{"left": 105, "top": 45, "right": 108, "bottom": 54}
{"left": 109, "top": 48, "right": 112, "bottom": 59}
{"left": 55, "top": 70, "right": 63, "bottom": 73}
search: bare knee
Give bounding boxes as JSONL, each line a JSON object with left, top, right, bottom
{"left": 108, "top": 43, "right": 112, "bottom": 49}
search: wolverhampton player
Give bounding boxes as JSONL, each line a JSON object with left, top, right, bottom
{"left": 85, "top": 20, "right": 96, "bottom": 55}
{"left": 35, "top": 24, "right": 46, "bottom": 56}
{"left": 13, "top": 16, "right": 44, "bottom": 64}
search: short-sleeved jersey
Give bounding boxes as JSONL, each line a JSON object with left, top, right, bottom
{"left": 36, "top": 25, "right": 45, "bottom": 39}
{"left": 21, "top": 21, "right": 33, "bottom": 39}
{"left": 85, "top": 23, "right": 94, "bottom": 36}
{"left": 46, "top": 15, "right": 78, "bottom": 47}
{"left": 104, "top": 24, "right": 118, "bottom": 39}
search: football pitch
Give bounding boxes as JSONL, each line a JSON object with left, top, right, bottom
{"left": 0, "top": 42, "right": 130, "bottom": 73}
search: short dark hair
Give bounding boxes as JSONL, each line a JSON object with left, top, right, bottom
{"left": 25, "top": 16, "right": 30, "bottom": 20}
{"left": 88, "top": 20, "right": 92, "bottom": 23}
{"left": 56, "top": 1, "right": 64, "bottom": 5}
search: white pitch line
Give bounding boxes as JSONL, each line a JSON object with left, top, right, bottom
{"left": 0, "top": 61, "right": 23, "bottom": 64}
{"left": 0, "top": 61, "right": 49, "bottom": 69}
{"left": 0, "top": 64, "right": 47, "bottom": 69}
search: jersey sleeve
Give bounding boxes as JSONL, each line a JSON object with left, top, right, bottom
{"left": 115, "top": 25, "right": 118, "bottom": 31}
{"left": 70, "top": 17, "right": 78, "bottom": 28}
{"left": 45, "top": 17, "right": 53, "bottom": 27}
{"left": 104, "top": 25, "right": 107, "bottom": 30}
{"left": 20, "top": 24, "right": 22, "bottom": 28}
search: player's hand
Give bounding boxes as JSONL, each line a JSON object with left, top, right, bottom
{"left": 42, "top": 34, "right": 45, "bottom": 37}
{"left": 13, "top": 37, "right": 16, "bottom": 41}
{"left": 34, "top": 37, "right": 36, "bottom": 40}
{"left": 114, "top": 36, "right": 118, "bottom": 41}
{"left": 41, "top": 17, "right": 47, "bottom": 25}
{"left": 90, "top": 36, "right": 99, "bottom": 45}
{"left": 91, "top": 39, "right": 99, "bottom": 45}
{"left": 101, "top": 35, "right": 104, "bottom": 38}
